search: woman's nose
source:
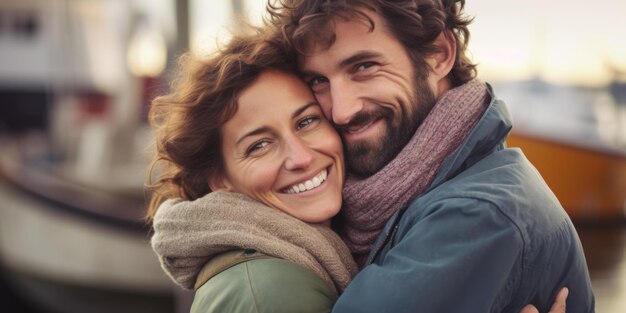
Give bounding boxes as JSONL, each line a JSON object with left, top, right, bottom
{"left": 284, "top": 137, "right": 314, "bottom": 171}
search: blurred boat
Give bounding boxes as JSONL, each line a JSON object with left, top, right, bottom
{"left": 495, "top": 78, "right": 626, "bottom": 221}
{"left": 0, "top": 1, "right": 187, "bottom": 311}
{"left": 0, "top": 136, "right": 175, "bottom": 313}
{"left": 507, "top": 133, "right": 626, "bottom": 220}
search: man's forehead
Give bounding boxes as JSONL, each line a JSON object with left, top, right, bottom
{"left": 296, "top": 13, "right": 385, "bottom": 72}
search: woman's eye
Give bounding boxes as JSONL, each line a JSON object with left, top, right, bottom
{"left": 297, "top": 116, "right": 320, "bottom": 129}
{"left": 246, "top": 140, "right": 270, "bottom": 156}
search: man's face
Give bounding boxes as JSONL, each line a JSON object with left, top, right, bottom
{"left": 299, "top": 11, "right": 438, "bottom": 178}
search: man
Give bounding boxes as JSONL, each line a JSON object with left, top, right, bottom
{"left": 269, "top": 0, "right": 595, "bottom": 312}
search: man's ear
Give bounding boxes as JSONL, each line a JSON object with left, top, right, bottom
{"left": 428, "top": 30, "right": 457, "bottom": 95}
{"left": 208, "top": 173, "right": 235, "bottom": 192}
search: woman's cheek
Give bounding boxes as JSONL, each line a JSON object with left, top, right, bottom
{"left": 249, "top": 162, "right": 281, "bottom": 194}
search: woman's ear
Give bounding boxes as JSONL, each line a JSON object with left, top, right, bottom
{"left": 208, "top": 174, "right": 235, "bottom": 192}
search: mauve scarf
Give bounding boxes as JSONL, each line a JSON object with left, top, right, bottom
{"left": 340, "top": 79, "right": 489, "bottom": 267}
{"left": 151, "top": 191, "right": 357, "bottom": 295}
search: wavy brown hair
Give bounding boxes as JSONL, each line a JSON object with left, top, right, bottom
{"left": 267, "top": 0, "right": 476, "bottom": 86}
{"left": 145, "top": 29, "right": 297, "bottom": 220}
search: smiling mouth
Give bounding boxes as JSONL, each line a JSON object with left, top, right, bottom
{"left": 342, "top": 109, "right": 386, "bottom": 136}
{"left": 283, "top": 168, "right": 328, "bottom": 194}
{"left": 346, "top": 120, "right": 377, "bottom": 134}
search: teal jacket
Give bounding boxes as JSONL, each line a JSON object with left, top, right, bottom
{"left": 332, "top": 85, "right": 595, "bottom": 313}
{"left": 191, "top": 250, "right": 336, "bottom": 313}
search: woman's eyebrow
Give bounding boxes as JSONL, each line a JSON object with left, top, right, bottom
{"left": 293, "top": 102, "right": 319, "bottom": 118}
{"left": 235, "top": 126, "right": 271, "bottom": 145}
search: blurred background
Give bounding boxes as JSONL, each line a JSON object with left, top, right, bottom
{"left": 0, "top": 0, "right": 624, "bottom": 312}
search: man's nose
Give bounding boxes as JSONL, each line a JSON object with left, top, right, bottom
{"left": 284, "top": 137, "right": 314, "bottom": 171}
{"left": 329, "top": 80, "right": 362, "bottom": 126}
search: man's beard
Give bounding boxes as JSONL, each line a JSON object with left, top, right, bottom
{"left": 342, "top": 77, "right": 437, "bottom": 178}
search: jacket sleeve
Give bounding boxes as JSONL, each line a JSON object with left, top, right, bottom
{"left": 191, "top": 258, "right": 337, "bottom": 313}
{"left": 332, "top": 197, "right": 524, "bottom": 313}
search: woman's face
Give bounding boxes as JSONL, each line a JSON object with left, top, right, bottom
{"left": 212, "top": 70, "right": 345, "bottom": 224}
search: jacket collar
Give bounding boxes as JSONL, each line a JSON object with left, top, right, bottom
{"left": 428, "top": 83, "right": 513, "bottom": 191}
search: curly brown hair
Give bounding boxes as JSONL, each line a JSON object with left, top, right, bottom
{"left": 267, "top": 0, "right": 476, "bottom": 86}
{"left": 145, "top": 29, "right": 297, "bottom": 220}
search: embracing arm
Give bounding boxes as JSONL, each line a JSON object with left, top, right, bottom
{"left": 192, "top": 258, "right": 336, "bottom": 313}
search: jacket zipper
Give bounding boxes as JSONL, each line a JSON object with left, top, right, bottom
{"left": 366, "top": 207, "right": 407, "bottom": 266}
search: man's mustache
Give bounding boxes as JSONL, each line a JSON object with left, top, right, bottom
{"left": 335, "top": 107, "right": 393, "bottom": 133}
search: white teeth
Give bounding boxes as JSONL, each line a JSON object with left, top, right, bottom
{"left": 286, "top": 169, "right": 328, "bottom": 194}
{"left": 305, "top": 181, "right": 314, "bottom": 189}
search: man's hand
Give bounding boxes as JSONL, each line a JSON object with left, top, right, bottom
{"left": 519, "top": 287, "right": 569, "bottom": 313}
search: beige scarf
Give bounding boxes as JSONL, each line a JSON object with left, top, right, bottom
{"left": 340, "top": 79, "right": 489, "bottom": 266}
{"left": 151, "top": 191, "right": 357, "bottom": 295}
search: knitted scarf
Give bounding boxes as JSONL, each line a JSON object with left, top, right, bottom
{"left": 151, "top": 191, "right": 358, "bottom": 295}
{"left": 340, "top": 79, "right": 489, "bottom": 267}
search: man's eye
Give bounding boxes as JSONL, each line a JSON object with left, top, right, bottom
{"left": 309, "top": 77, "right": 327, "bottom": 86}
{"left": 308, "top": 77, "right": 329, "bottom": 91}
{"left": 355, "top": 62, "right": 376, "bottom": 72}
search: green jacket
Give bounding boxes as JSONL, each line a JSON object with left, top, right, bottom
{"left": 191, "top": 250, "right": 336, "bottom": 313}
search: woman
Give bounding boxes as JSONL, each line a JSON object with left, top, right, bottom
{"left": 147, "top": 31, "right": 357, "bottom": 313}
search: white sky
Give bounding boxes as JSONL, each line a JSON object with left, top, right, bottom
{"left": 190, "top": 0, "right": 626, "bottom": 86}
{"left": 465, "top": 0, "right": 626, "bottom": 86}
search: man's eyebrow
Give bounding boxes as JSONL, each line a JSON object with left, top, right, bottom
{"left": 300, "top": 51, "right": 382, "bottom": 78}
{"left": 299, "top": 69, "right": 319, "bottom": 79}
{"left": 338, "top": 51, "right": 382, "bottom": 69}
